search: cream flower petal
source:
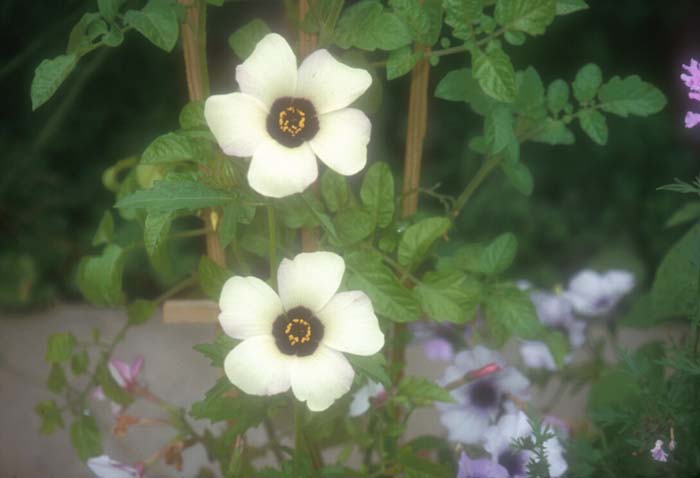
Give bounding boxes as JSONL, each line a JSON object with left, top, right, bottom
{"left": 317, "top": 291, "right": 384, "bottom": 355}
{"left": 277, "top": 251, "right": 345, "bottom": 312}
{"left": 204, "top": 92, "right": 269, "bottom": 157}
{"left": 247, "top": 140, "right": 318, "bottom": 198}
{"left": 235, "top": 33, "right": 297, "bottom": 108}
{"left": 295, "top": 49, "right": 372, "bottom": 114}
{"left": 290, "top": 345, "right": 355, "bottom": 411}
{"left": 309, "top": 108, "right": 371, "bottom": 176}
{"left": 224, "top": 336, "right": 292, "bottom": 396}
{"left": 219, "top": 276, "right": 283, "bottom": 339}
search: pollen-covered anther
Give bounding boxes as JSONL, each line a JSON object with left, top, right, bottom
{"left": 278, "top": 107, "right": 307, "bottom": 137}
{"left": 285, "top": 317, "right": 312, "bottom": 346}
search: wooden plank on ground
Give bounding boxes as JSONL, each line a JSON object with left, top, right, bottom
{"left": 163, "top": 299, "right": 218, "bottom": 324}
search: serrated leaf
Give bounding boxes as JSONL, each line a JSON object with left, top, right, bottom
{"left": 144, "top": 210, "right": 174, "bottom": 262}
{"left": 228, "top": 18, "right": 271, "bottom": 60}
{"left": 141, "top": 131, "right": 211, "bottom": 164}
{"left": 194, "top": 334, "right": 238, "bottom": 367}
{"left": 398, "top": 217, "right": 451, "bottom": 269}
{"left": 127, "top": 299, "right": 157, "bottom": 326}
{"left": 471, "top": 45, "right": 517, "bottom": 102}
{"left": 360, "top": 162, "right": 395, "bottom": 228}
{"left": 547, "top": 79, "right": 569, "bottom": 115}
{"left": 480, "top": 232, "right": 517, "bottom": 275}
{"left": 572, "top": 63, "right": 602, "bottom": 103}
{"left": 35, "top": 400, "right": 64, "bottom": 434}
{"left": 321, "top": 170, "right": 350, "bottom": 213}
{"left": 46, "top": 333, "right": 76, "bottom": 363}
{"left": 179, "top": 101, "right": 206, "bottom": 129}
{"left": 397, "top": 377, "right": 455, "bottom": 404}
{"left": 531, "top": 118, "right": 575, "bottom": 145}
{"left": 442, "top": 0, "right": 483, "bottom": 40}
{"left": 335, "top": 208, "right": 375, "bottom": 245}
{"left": 485, "top": 284, "right": 544, "bottom": 340}
{"left": 556, "top": 0, "right": 588, "bottom": 15}
{"left": 346, "top": 353, "right": 391, "bottom": 386}
{"left": 484, "top": 105, "right": 514, "bottom": 153}
{"left": 494, "top": 0, "right": 556, "bottom": 36}
{"left": 504, "top": 30, "right": 526, "bottom": 45}
{"left": 389, "top": 0, "right": 431, "bottom": 41}
{"left": 345, "top": 252, "right": 421, "bottom": 323}
{"left": 71, "top": 415, "right": 103, "bottom": 461}
{"left": 199, "top": 256, "right": 230, "bottom": 300}
{"left": 30, "top": 54, "right": 78, "bottom": 110}
{"left": 124, "top": 0, "right": 179, "bottom": 52}
{"left": 191, "top": 378, "right": 272, "bottom": 431}
{"left": 414, "top": 271, "right": 480, "bottom": 323}
{"left": 435, "top": 68, "right": 479, "bottom": 102}
{"left": 116, "top": 179, "right": 238, "bottom": 213}
{"left": 578, "top": 109, "right": 608, "bottom": 145}
{"left": 514, "top": 67, "right": 546, "bottom": 118}
{"left": 92, "top": 211, "right": 114, "bottom": 246}
{"left": 76, "top": 245, "right": 125, "bottom": 306}
{"left": 387, "top": 46, "right": 420, "bottom": 80}
{"left": 502, "top": 161, "right": 533, "bottom": 195}
{"left": 597, "top": 75, "right": 667, "bottom": 117}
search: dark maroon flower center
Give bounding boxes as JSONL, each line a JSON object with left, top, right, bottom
{"left": 266, "top": 97, "right": 319, "bottom": 148}
{"left": 272, "top": 306, "right": 324, "bottom": 356}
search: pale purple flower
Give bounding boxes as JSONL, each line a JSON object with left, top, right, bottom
{"left": 651, "top": 440, "right": 668, "bottom": 462}
{"left": 437, "top": 346, "right": 530, "bottom": 444}
{"left": 564, "top": 269, "right": 634, "bottom": 317}
{"left": 519, "top": 341, "right": 557, "bottom": 371}
{"left": 530, "top": 291, "right": 586, "bottom": 348}
{"left": 484, "top": 411, "right": 568, "bottom": 478}
{"left": 682, "top": 59, "right": 700, "bottom": 129}
{"left": 93, "top": 356, "right": 144, "bottom": 414}
{"left": 424, "top": 338, "right": 454, "bottom": 361}
{"left": 349, "top": 379, "right": 386, "bottom": 417}
{"left": 457, "top": 451, "right": 508, "bottom": 478}
{"left": 686, "top": 112, "right": 700, "bottom": 129}
{"left": 411, "top": 322, "right": 463, "bottom": 362}
{"left": 87, "top": 455, "right": 144, "bottom": 478}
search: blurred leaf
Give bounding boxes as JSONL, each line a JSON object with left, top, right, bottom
{"left": 97, "top": 363, "right": 133, "bottom": 406}
{"left": 219, "top": 203, "right": 256, "bottom": 248}
{"left": 414, "top": 270, "right": 480, "bottom": 323}
{"left": 46, "top": 332, "right": 76, "bottom": 363}
{"left": 546, "top": 78, "right": 569, "bottom": 114}
{"left": 397, "top": 377, "right": 455, "bottom": 405}
{"left": 480, "top": 232, "right": 518, "bottom": 275}
{"left": 127, "top": 299, "right": 157, "bottom": 326}
{"left": 502, "top": 161, "right": 533, "bottom": 195}
{"left": 485, "top": 284, "right": 544, "bottom": 339}
{"left": 124, "top": 0, "right": 180, "bottom": 52}
{"left": 30, "top": 54, "right": 78, "bottom": 110}
{"left": 484, "top": 105, "right": 515, "bottom": 153}
{"left": 387, "top": 46, "right": 420, "bottom": 80}
{"left": 321, "top": 169, "right": 350, "bottom": 213}
{"left": 346, "top": 252, "right": 420, "bottom": 322}
{"left": 92, "top": 211, "right": 115, "bottom": 246}
{"left": 514, "top": 67, "right": 546, "bottom": 118}
{"left": 442, "top": 0, "right": 483, "bottom": 40}
{"left": 199, "top": 256, "right": 230, "bottom": 300}
{"left": 76, "top": 245, "right": 125, "bottom": 306}
{"left": 67, "top": 13, "right": 107, "bottom": 54}
{"left": 530, "top": 118, "right": 575, "bottom": 145}
{"left": 504, "top": 30, "right": 526, "bottom": 45}
{"left": 335, "top": 208, "right": 375, "bottom": 245}
{"left": 578, "top": 109, "right": 608, "bottom": 145}
{"left": 144, "top": 210, "right": 174, "bottom": 262}
{"left": 397, "top": 217, "right": 451, "bottom": 269}
{"left": 70, "top": 415, "right": 103, "bottom": 462}
{"left": 35, "top": 400, "right": 64, "bottom": 434}
{"left": 48, "top": 363, "right": 67, "bottom": 393}
{"left": 179, "top": 101, "right": 206, "bottom": 129}
{"left": 116, "top": 179, "right": 238, "bottom": 213}
{"left": 543, "top": 330, "right": 569, "bottom": 367}
{"left": 228, "top": 18, "right": 271, "bottom": 60}
{"left": 666, "top": 202, "right": 700, "bottom": 228}
{"left": 360, "top": 162, "right": 395, "bottom": 228}
{"left": 598, "top": 75, "right": 667, "bottom": 117}
{"left": 556, "top": 0, "right": 588, "bottom": 15}
{"left": 141, "top": 131, "right": 211, "bottom": 164}
{"left": 71, "top": 350, "right": 90, "bottom": 375}
{"left": 572, "top": 63, "right": 602, "bottom": 103}
{"left": 98, "top": 0, "right": 122, "bottom": 21}
{"left": 301, "top": 0, "right": 345, "bottom": 46}
{"left": 194, "top": 334, "right": 238, "bottom": 367}
{"left": 471, "top": 44, "right": 517, "bottom": 102}
{"left": 397, "top": 447, "right": 453, "bottom": 477}
{"left": 335, "top": 1, "right": 412, "bottom": 51}
{"left": 494, "top": 0, "right": 556, "bottom": 36}
{"left": 346, "top": 352, "right": 391, "bottom": 386}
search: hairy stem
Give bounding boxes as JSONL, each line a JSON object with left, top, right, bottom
{"left": 267, "top": 206, "right": 277, "bottom": 288}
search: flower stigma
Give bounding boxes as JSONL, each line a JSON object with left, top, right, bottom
{"left": 266, "top": 97, "right": 320, "bottom": 148}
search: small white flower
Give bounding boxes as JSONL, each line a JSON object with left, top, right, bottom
{"left": 530, "top": 291, "right": 586, "bottom": 348}
{"left": 484, "top": 411, "right": 568, "bottom": 478}
{"left": 564, "top": 269, "right": 634, "bottom": 317}
{"left": 205, "top": 33, "right": 372, "bottom": 198}
{"left": 519, "top": 341, "right": 557, "bottom": 371}
{"left": 87, "top": 455, "right": 143, "bottom": 478}
{"left": 349, "top": 379, "right": 385, "bottom": 417}
{"left": 437, "top": 346, "right": 530, "bottom": 444}
{"left": 219, "top": 251, "right": 384, "bottom": 411}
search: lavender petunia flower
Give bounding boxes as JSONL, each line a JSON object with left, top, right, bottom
{"left": 457, "top": 451, "right": 509, "bottom": 478}
{"left": 564, "top": 269, "right": 634, "bottom": 317}
{"left": 530, "top": 291, "right": 586, "bottom": 348}
{"left": 651, "top": 440, "right": 669, "bottom": 462}
{"left": 519, "top": 341, "right": 557, "bottom": 371}
{"left": 411, "top": 322, "right": 463, "bottom": 362}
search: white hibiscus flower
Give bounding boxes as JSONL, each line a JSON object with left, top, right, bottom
{"left": 218, "top": 251, "right": 384, "bottom": 411}
{"left": 205, "top": 33, "right": 372, "bottom": 198}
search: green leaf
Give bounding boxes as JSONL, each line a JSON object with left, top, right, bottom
{"left": 71, "top": 350, "right": 90, "bottom": 375}
{"left": 335, "top": 208, "right": 375, "bottom": 245}
{"left": 46, "top": 332, "right": 76, "bottom": 363}
{"left": 191, "top": 378, "right": 272, "bottom": 430}
{"left": 494, "top": 0, "right": 556, "bottom": 36}
{"left": 116, "top": 179, "right": 238, "bottom": 213}
{"left": 346, "top": 353, "right": 391, "bottom": 386}
{"left": 335, "top": 1, "right": 412, "bottom": 51}
{"left": 666, "top": 202, "right": 700, "bottom": 228}
{"left": 199, "top": 256, "right": 230, "bottom": 300}
{"left": 194, "top": 334, "right": 238, "bottom": 367}
{"left": 127, "top": 299, "right": 157, "bottom": 326}
{"left": 650, "top": 224, "right": 700, "bottom": 320}
{"left": 124, "top": 0, "right": 179, "bottom": 52}
{"left": 97, "top": 363, "right": 133, "bottom": 406}
{"left": 397, "top": 448, "right": 453, "bottom": 478}
{"left": 556, "top": 0, "right": 588, "bottom": 15}
{"left": 531, "top": 118, "right": 575, "bottom": 145}
{"left": 30, "top": 54, "right": 78, "bottom": 110}
{"left": 228, "top": 18, "right": 271, "bottom": 60}
{"left": 346, "top": 252, "right": 421, "bottom": 323}
{"left": 301, "top": 0, "right": 345, "bottom": 46}
{"left": 76, "top": 244, "right": 125, "bottom": 306}
{"left": 321, "top": 170, "right": 350, "bottom": 213}
{"left": 547, "top": 79, "right": 569, "bottom": 115}
{"left": 543, "top": 330, "right": 569, "bottom": 367}
{"left": 572, "top": 63, "right": 602, "bottom": 103}
{"left": 480, "top": 232, "right": 517, "bottom": 275}
{"left": 422, "top": 0, "right": 444, "bottom": 45}
{"left": 67, "top": 13, "right": 108, "bottom": 54}
{"left": 389, "top": 0, "right": 431, "bottom": 41}
{"left": 414, "top": 271, "right": 480, "bottom": 323}
{"left": 35, "top": 400, "right": 64, "bottom": 434}
{"left": 397, "top": 377, "right": 455, "bottom": 405}
{"left": 70, "top": 415, "right": 103, "bottom": 462}
{"left": 141, "top": 131, "right": 211, "bottom": 164}
{"left": 471, "top": 45, "right": 517, "bottom": 102}
{"left": 218, "top": 203, "right": 255, "bottom": 248}
{"left": 442, "top": 0, "right": 483, "bottom": 40}
{"left": 144, "top": 210, "right": 174, "bottom": 261}
{"left": 501, "top": 161, "right": 534, "bottom": 195}
{"left": 578, "top": 109, "right": 608, "bottom": 145}
{"left": 179, "top": 101, "right": 206, "bottom": 129}
{"left": 387, "top": 46, "right": 420, "bottom": 80}
{"left": 360, "top": 162, "right": 395, "bottom": 228}
{"left": 485, "top": 284, "right": 544, "bottom": 340}
{"left": 597, "top": 75, "right": 667, "bottom": 117}
{"left": 514, "top": 67, "right": 546, "bottom": 118}
{"left": 98, "top": 0, "right": 122, "bottom": 21}
{"left": 48, "top": 363, "right": 67, "bottom": 393}
{"left": 484, "top": 105, "right": 514, "bottom": 153}
{"left": 92, "top": 211, "right": 115, "bottom": 246}
{"left": 435, "top": 68, "right": 479, "bottom": 102}
{"left": 398, "top": 217, "right": 451, "bottom": 269}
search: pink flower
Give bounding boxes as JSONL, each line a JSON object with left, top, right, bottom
{"left": 93, "top": 356, "right": 144, "bottom": 414}
{"left": 87, "top": 455, "right": 144, "bottom": 478}
{"left": 686, "top": 112, "right": 700, "bottom": 129}
{"left": 682, "top": 59, "right": 700, "bottom": 129}
{"left": 650, "top": 440, "right": 668, "bottom": 462}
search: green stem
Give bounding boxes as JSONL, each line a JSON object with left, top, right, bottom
{"left": 267, "top": 205, "right": 277, "bottom": 288}
{"left": 451, "top": 154, "right": 501, "bottom": 219}
{"left": 154, "top": 275, "right": 198, "bottom": 303}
